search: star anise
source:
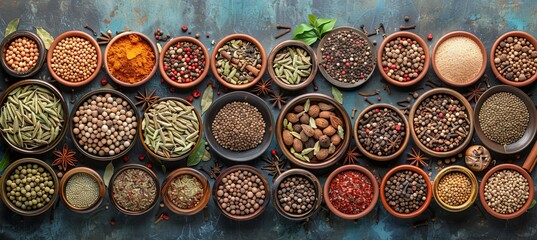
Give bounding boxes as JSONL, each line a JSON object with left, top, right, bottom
{"left": 343, "top": 147, "right": 362, "bottom": 165}
{"left": 261, "top": 153, "right": 288, "bottom": 181}
{"left": 200, "top": 159, "right": 224, "bottom": 179}
{"left": 52, "top": 144, "right": 78, "bottom": 171}
{"left": 252, "top": 79, "right": 273, "bottom": 96}
{"left": 135, "top": 88, "right": 159, "bottom": 110}
{"left": 407, "top": 147, "right": 429, "bottom": 168}
{"left": 269, "top": 91, "right": 287, "bottom": 109}
{"left": 464, "top": 83, "right": 486, "bottom": 103}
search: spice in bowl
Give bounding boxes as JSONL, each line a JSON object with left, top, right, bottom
{"left": 483, "top": 169, "right": 530, "bottom": 214}
{"left": 356, "top": 107, "right": 406, "bottom": 157}
{"left": 215, "top": 39, "right": 261, "bottom": 85}
{"left": 112, "top": 168, "right": 158, "bottom": 212}
{"left": 4, "top": 163, "right": 55, "bottom": 211}
{"left": 211, "top": 102, "right": 265, "bottom": 151}
{"left": 4, "top": 36, "right": 39, "bottom": 72}
{"left": 50, "top": 36, "right": 98, "bottom": 82}
{"left": 434, "top": 36, "right": 483, "bottom": 84}
{"left": 328, "top": 170, "right": 374, "bottom": 215}
{"left": 167, "top": 174, "right": 204, "bottom": 209}
{"left": 162, "top": 41, "right": 206, "bottom": 84}
{"left": 436, "top": 172, "right": 472, "bottom": 207}
{"left": 272, "top": 46, "right": 312, "bottom": 85}
{"left": 107, "top": 34, "right": 155, "bottom": 84}
{"left": 277, "top": 175, "right": 316, "bottom": 215}
{"left": 215, "top": 169, "right": 267, "bottom": 216}
{"left": 64, "top": 172, "right": 100, "bottom": 209}
{"left": 493, "top": 36, "right": 537, "bottom": 82}
{"left": 384, "top": 170, "right": 428, "bottom": 214}
{"left": 381, "top": 36, "right": 426, "bottom": 82}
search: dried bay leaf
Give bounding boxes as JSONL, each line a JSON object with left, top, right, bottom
{"left": 200, "top": 86, "right": 213, "bottom": 115}
{"left": 33, "top": 26, "right": 54, "bottom": 50}
{"left": 331, "top": 86, "right": 343, "bottom": 104}
{"left": 5, "top": 18, "right": 20, "bottom": 36}
{"left": 103, "top": 161, "right": 114, "bottom": 187}
{"left": 187, "top": 139, "right": 206, "bottom": 166}
{"left": 201, "top": 149, "right": 211, "bottom": 161}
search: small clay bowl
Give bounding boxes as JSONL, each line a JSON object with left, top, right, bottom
{"left": 0, "top": 30, "right": 46, "bottom": 78}
{"left": 47, "top": 30, "right": 102, "bottom": 87}
{"left": 380, "top": 165, "right": 433, "bottom": 218}
{"left": 0, "top": 79, "right": 68, "bottom": 154}
{"left": 159, "top": 37, "right": 210, "bottom": 89}
{"left": 139, "top": 97, "right": 202, "bottom": 162}
{"left": 409, "top": 88, "right": 474, "bottom": 157}
{"left": 377, "top": 31, "right": 430, "bottom": 87}
{"left": 432, "top": 31, "right": 487, "bottom": 87}
{"left": 161, "top": 168, "right": 211, "bottom": 215}
{"left": 109, "top": 164, "right": 160, "bottom": 215}
{"left": 490, "top": 31, "right": 537, "bottom": 87}
{"left": 324, "top": 165, "right": 379, "bottom": 220}
{"left": 104, "top": 31, "right": 158, "bottom": 87}
{"left": 433, "top": 165, "right": 478, "bottom": 212}
{"left": 0, "top": 158, "right": 59, "bottom": 216}
{"left": 353, "top": 103, "right": 410, "bottom": 161}
{"left": 474, "top": 85, "right": 537, "bottom": 154}
{"left": 212, "top": 165, "right": 270, "bottom": 221}
{"left": 317, "top": 26, "right": 376, "bottom": 89}
{"left": 210, "top": 34, "right": 267, "bottom": 90}
{"left": 275, "top": 93, "right": 351, "bottom": 170}
{"left": 272, "top": 169, "right": 322, "bottom": 220}
{"left": 59, "top": 167, "right": 106, "bottom": 213}
{"left": 268, "top": 40, "right": 317, "bottom": 91}
{"left": 479, "top": 164, "right": 535, "bottom": 220}
{"left": 203, "top": 91, "right": 273, "bottom": 162}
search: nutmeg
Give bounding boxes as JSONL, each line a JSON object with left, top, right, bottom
{"left": 319, "top": 135, "right": 331, "bottom": 148}
{"left": 315, "top": 148, "right": 329, "bottom": 161}
{"left": 323, "top": 125, "right": 337, "bottom": 136}
{"left": 315, "top": 118, "right": 329, "bottom": 128}
{"left": 319, "top": 111, "right": 335, "bottom": 119}
{"left": 299, "top": 113, "right": 310, "bottom": 124}
{"left": 293, "top": 138, "right": 303, "bottom": 152}
{"left": 319, "top": 102, "right": 334, "bottom": 111}
{"left": 282, "top": 130, "right": 293, "bottom": 146}
{"left": 286, "top": 112, "right": 299, "bottom": 123}
{"left": 313, "top": 128, "right": 323, "bottom": 140}
{"left": 308, "top": 105, "right": 320, "bottom": 118}
{"left": 301, "top": 124, "right": 315, "bottom": 137}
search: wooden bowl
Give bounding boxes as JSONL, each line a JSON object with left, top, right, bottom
{"left": 268, "top": 40, "right": 317, "bottom": 91}
{"left": 47, "top": 30, "right": 102, "bottom": 87}
{"left": 474, "top": 85, "right": 537, "bottom": 154}
{"left": 104, "top": 32, "right": 158, "bottom": 87}
{"left": 490, "top": 31, "right": 537, "bottom": 87}
{"left": 161, "top": 168, "right": 211, "bottom": 215}
{"left": 272, "top": 169, "right": 322, "bottom": 220}
{"left": 409, "top": 88, "right": 474, "bottom": 157}
{"left": 432, "top": 31, "right": 487, "bottom": 87}
{"left": 0, "top": 79, "right": 68, "bottom": 154}
{"left": 433, "top": 166, "right": 478, "bottom": 212}
{"left": 353, "top": 103, "right": 409, "bottom": 161}
{"left": 380, "top": 165, "right": 432, "bottom": 218}
{"left": 0, "top": 158, "right": 59, "bottom": 216}
{"left": 159, "top": 37, "right": 210, "bottom": 89}
{"left": 212, "top": 165, "right": 270, "bottom": 221}
{"left": 0, "top": 30, "right": 46, "bottom": 78}
{"left": 479, "top": 164, "right": 534, "bottom": 219}
{"left": 324, "top": 165, "right": 379, "bottom": 220}
{"left": 378, "top": 31, "right": 430, "bottom": 87}
{"left": 275, "top": 93, "right": 351, "bottom": 170}
{"left": 210, "top": 34, "right": 266, "bottom": 90}
{"left": 109, "top": 164, "right": 160, "bottom": 215}
{"left": 59, "top": 167, "right": 106, "bottom": 213}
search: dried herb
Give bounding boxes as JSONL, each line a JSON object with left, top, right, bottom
{"left": 200, "top": 86, "right": 213, "bottom": 115}
{"left": 103, "top": 161, "right": 114, "bottom": 187}
{"left": 134, "top": 88, "right": 159, "bottom": 110}
{"left": 0, "top": 151, "right": 9, "bottom": 173}
{"left": 269, "top": 91, "right": 287, "bottom": 109}
{"left": 52, "top": 144, "right": 77, "bottom": 171}
{"left": 33, "top": 27, "right": 54, "bottom": 50}
{"left": 293, "top": 14, "right": 336, "bottom": 45}
{"left": 331, "top": 86, "right": 343, "bottom": 104}
{"left": 252, "top": 79, "right": 273, "bottom": 96}
{"left": 407, "top": 147, "right": 429, "bottom": 167}
{"left": 187, "top": 139, "right": 206, "bottom": 166}
{"left": 5, "top": 18, "right": 20, "bottom": 36}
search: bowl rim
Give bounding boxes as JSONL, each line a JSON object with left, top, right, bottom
{"left": 490, "top": 31, "right": 537, "bottom": 87}
{"left": 0, "top": 30, "right": 46, "bottom": 78}
{"left": 59, "top": 167, "right": 106, "bottom": 213}
{"left": 161, "top": 167, "right": 211, "bottom": 215}
{"left": 268, "top": 40, "right": 318, "bottom": 91}
{"left": 432, "top": 165, "right": 478, "bottom": 212}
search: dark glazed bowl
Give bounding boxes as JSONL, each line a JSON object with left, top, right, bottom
{"left": 268, "top": 40, "right": 317, "bottom": 91}
{"left": 490, "top": 31, "right": 537, "bottom": 87}
{"left": 0, "top": 30, "right": 46, "bottom": 78}
{"left": 109, "top": 164, "right": 160, "bottom": 215}
{"left": 161, "top": 168, "right": 211, "bottom": 215}
{"left": 433, "top": 165, "right": 478, "bottom": 212}
{"left": 59, "top": 167, "right": 106, "bottom": 213}
{"left": 159, "top": 37, "right": 210, "bottom": 89}
{"left": 272, "top": 169, "right": 322, "bottom": 220}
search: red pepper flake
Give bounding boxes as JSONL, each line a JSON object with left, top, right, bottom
{"left": 138, "top": 154, "right": 146, "bottom": 161}
{"left": 100, "top": 78, "right": 108, "bottom": 86}
{"left": 192, "top": 89, "right": 201, "bottom": 98}
{"left": 146, "top": 163, "right": 153, "bottom": 169}
{"left": 328, "top": 170, "right": 373, "bottom": 215}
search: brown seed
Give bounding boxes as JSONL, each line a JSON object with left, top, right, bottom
{"left": 293, "top": 138, "right": 303, "bottom": 152}
{"left": 302, "top": 124, "right": 315, "bottom": 137}
{"left": 300, "top": 130, "right": 309, "bottom": 142}
{"left": 331, "top": 134, "right": 342, "bottom": 146}
{"left": 319, "top": 111, "right": 335, "bottom": 119}
{"left": 313, "top": 129, "right": 323, "bottom": 140}
{"left": 319, "top": 135, "right": 331, "bottom": 148}
{"left": 316, "top": 148, "right": 329, "bottom": 160}
{"left": 282, "top": 130, "right": 293, "bottom": 146}
{"left": 308, "top": 105, "right": 320, "bottom": 118}
{"left": 286, "top": 113, "right": 299, "bottom": 123}
{"left": 329, "top": 115, "right": 343, "bottom": 128}
{"left": 299, "top": 113, "right": 310, "bottom": 124}
{"left": 323, "top": 125, "right": 337, "bottom": 136}
{"left": 315, "top": 118, "right": 329, "bottom": 128}
{"left": 319, "top": 102, "right": 335, "bottom": 111}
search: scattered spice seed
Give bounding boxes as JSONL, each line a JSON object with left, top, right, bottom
{"left": 364, "top": 97, "right": 373, "bottom": 105}
{"left": 100, "top": 78, "right": 108, "bottom": 86}
{"left": 358, "top": 89, "right": 380, "bottom": 97}
{"left": 328, "top": 170, "right": 373, "bottom": 214}
{"left": 276, "top": 24, "right": 291, "bottom": 29}
{"left": 427, "top": 33, "right": 433, "bottom": 41}
{"left": 181, "top": 25, "right": 188, "bottom": 32}
{"left": 139, "top": 154, "right": 146, "bottom": 161}
{"left": 192, "top": 89, "right": 201, "bottom": 98}
{"left": 404, "top": 16, "right": 410, "bottom": 22}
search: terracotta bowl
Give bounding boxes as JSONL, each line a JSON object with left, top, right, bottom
{"left": 104, "top": 31, "right": 158, "bottom": 87}
{"left": 474, "top": 85, "right": 537, "bottom": 154}
{"left": 275, "top": 93, "right": 351, "bottom": 170}
{"left": 47, "top": 30, "right": 102, "bottom": 87}
{"left": 353, "top": 103, "right": 410, "bottom": 161}
{"left": 380, "top": 165, "right": 433, "bottom": 218}
{"left": 0, "top": 30, "right": 46, "bottom": 78}
{"left": 109, "top": 164, "right": 160, "bottom": 215}
{"left": 272, "top": 169, "right": 322, "bottom": 220}
{"left": 432, "top": 31, "right": 487, "bottom": 87}
{"left": 212, "top": 165, "right": 270, "bottom": 221}
{"left": 159, "top": 37, "right": 210, "bottom": 89}
{"left": 409, "top": 88, "right": 474, "bottom": 158}
{"left": 377, "top": 31, "right": 430, "bottom": 87}
{"left": 433, "top": 165, "right": 478, "bottom": 212}
{"left": 0, "top": 79, "right": 68, "bottom": 154}
{"left": 0, "top": 158, "right": 59, "bottom": 216}
{"left": 490, "top": 31, "right": 537, "bottom": 87}
{"left": 268, "top": 40, "right": 318, "bottom": 91}
{"left": 324, "top": 165, "right": 379, "bottom": 220}
{"left": 479, "top": 164, "right": 535, "bottom": 220}
{"left": 210, "top": 34, "right": 266, "bottom": 90}
{"left": 161, "top": 168, "right": 211, "bottom": 215}
{"left": 59, "top": 167, "right": 106, "bottom": 213}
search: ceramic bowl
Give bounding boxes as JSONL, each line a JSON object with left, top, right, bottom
{"left": 268, "top": 40, "right": 317, "bottom": 91}
{"left": 59, "top": 167, "right": 106, "bottom": 213}
{"left": 161, "top": 168, "right": 211, "bottom": 215}
{"left": 109, "top": 164, "right": 160, "bottom": 215}
{"left": 433, "top": 165, "right": 478, "bottom": 212}
{"left": 272, "top": 169, "right": 322, "bottom": 220}
{"left": 490, "top": 31, "right": 537, "bottom": 87}
{"left": 159, "top": 37, "right": 210, "bottom": 89}
{"left": 0, "top": 30, "right": 46, "bottom": 78}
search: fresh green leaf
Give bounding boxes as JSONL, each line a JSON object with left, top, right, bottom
{"left": 293, "top": 23, "right": 314, "bottom": 37}
{"left": 33, "top": 27, "right": 54, "bottom": 50}
{"left": 331, "top": 86, "right": 343, "bottom": 104}
{"left": 294, "top": 29, "right": 318, "bottom": 40}
{"left": 103, "top": 161, "right": 114, "bottom": 187}
{"left": 187, "top": 139, "right": 206, "bottom": 166}
{"left": 307, "top": 14, "right": 317, "bottom": 26}
{"left": 529, "top": 199, "right": 536, "bottom": 210}
{"left": 298, "top": 36, "right": 318, "bottom": 46}
{"left": 200, "top": 86, "right": 213, "bottom": 115}
{"left": 5, "top": 18, "right": 20, "bottom": 37}
{"left": 318, "top": 19, "right": 336, "bottom": 36}
{"left": 0, "top": 151, "right": 10, "bottom": 174}
{"left": 201, "top": 149, "right": 211, "bottom": 161}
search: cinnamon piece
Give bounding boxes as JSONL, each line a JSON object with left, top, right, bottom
{"left": 219, "top": 50, "right": 260, "bottom": 76}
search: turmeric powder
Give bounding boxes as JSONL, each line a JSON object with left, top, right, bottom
{"left": 107, "top": 34, "right": 155, "bottom": 83}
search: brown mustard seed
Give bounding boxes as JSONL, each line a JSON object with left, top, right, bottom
{"left": 50, "top": 36, "right": 98, "bottom": 82}
{"left": 4, "top": 36, "right": 39, "bottom": 72}
{"left": 437, "top": 172, "right": 471, "bottom": 206}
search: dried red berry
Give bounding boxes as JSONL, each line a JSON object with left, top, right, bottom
{"left": 138, "top": 154, "right": 146, "bottom": 161}
{"left": 169, "top": 87, "right": 175, "bottom": 93}
{"left": 100, "top": 78, "right": 108, "bottom": 86}
{"left": 206, "top": 34, "right": 210, "bottom": 38}
{"left": 427, "top": 33, "right": 433, "bottom": 41}
{"left": 123, "top": 155, "right": 130, "bottom": 162}
{"left": 271, "top": 150, "right": 277, "bottom": 156}
{"left": 110, "top": 219, "right": 116, "bottom": 225}
{"left": 181, "top": 25, "right": 188, "bottom": 32}
{"left": 186, "top": 96, "right": 194, "bottom": 102}
{"left": 217, "top": 91, "right": 221, "bottom": 95}
{"left": 377, "top": 97, "right": 381, "bottom": 101}
{"left": 192, "top": 89, "right": 201, "bottom": 98}
{"left": 146, "top": 163, "right": 153, "bottom": 169}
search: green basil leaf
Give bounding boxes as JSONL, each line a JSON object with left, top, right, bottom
{"left": 307, "top": 14, "right": 317, "bottom": 26}
{"left": 292, "top": 23, "right": 314, "bottom": 37}
{"left": 5, "top": 18, "right": 20, "bottom": 37}
{"left": 318, "top": 19, "right": 336, "bottom": 36}
{"left": 200, "top": 86, "right": 213, "bottom": 115}
{"left": 33, "top": 27, "right": 54, "bottom": 50}
{"left": 187, "top": 139, "right": 206, "bottom": 166}
{"left": 331, "top": 86, "right": 343, "bottom": 104}
{"left": 103, "top": 161, "right": 114, "bottom": 187}
{"left": 529, "top": 199, "right": 536, "bottom": 210}
{"left": 0, "top": 151, "right": 10, "bottom": 175}
{"left": 300, "top": 36, "right": 318, "bottom": 46}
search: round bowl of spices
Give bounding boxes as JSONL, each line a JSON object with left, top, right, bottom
{"left": 211, "top": 34, "right": 266, "bottom": 90}
{"left": 490, "top": 31, "right": 537, "bottom": 87}
{"left": 0, "top": 79, "right": 68, "bottom": 154}
{"left": 104, "top": 31, "right": 157, "bottom": 87}
{"left": 433, "top": 165, "right": 478, "bottom": 212}
{"left": 479, "top": 164, "right": 534, "bottom": 219}
{"left": 0, "top": 30, "right": 46, "bottom": 78}
{"left": 354, "top": 104, "right": 409, "bottom": 161}
{"left": 161, "top": 168, "right": 210, "bottom": 215}
{"left": 159, "top": 37, "right": 209, "bottom": 89}
{"left": 268, "top": 40, "right": 317, "bottom": 91}
{"left": 140, "top": 98, "right": 202, "bottom": 161}
{"left": 432, "top": 31, "right": 487, "bottom": 87}
{"left": 70, "top": 89, "right": 139, "bottom": 161}
{"left": 204, "top": 91, "right": 273, "bottom": 162}
{"left": 378, "top": 31, "right": 430, "bottom": 87}
{"left": 324, "top": 165, "right": 378, "bottom": 220}
{"left": 276, "top": 93, "right": 351, "bottom": 169}
{"left": 0, "top": 158, "right": 59, "bottom": 216}
{"left": 380, "top": 165, "right": 432, "bottom": 218}
{"left": 47, "top": 30, "right": 102, "bottom": 87}
{"left": 474, "top": 85, "right": 536, "bottom": 154}
{"left": 59, "top": 167, "right": 106, "bottom": 213}
{"left": 409, "top": 88, "right": 474, "bottom": 157}
{"left": 272, "top": 169, "right": 322, "bottom": 220}
{"left": 109, "top": 164, "right": 160, "bottom": 215}
{"left": 317, "top": 26, "right": 375, "bottom": 88}
{"left": 212, "top": 165, "right": 270, "bottom": 221}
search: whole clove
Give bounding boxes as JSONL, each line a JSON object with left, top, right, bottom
{"left": 399, "top": 25, "right": 416, "bottom": 30}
